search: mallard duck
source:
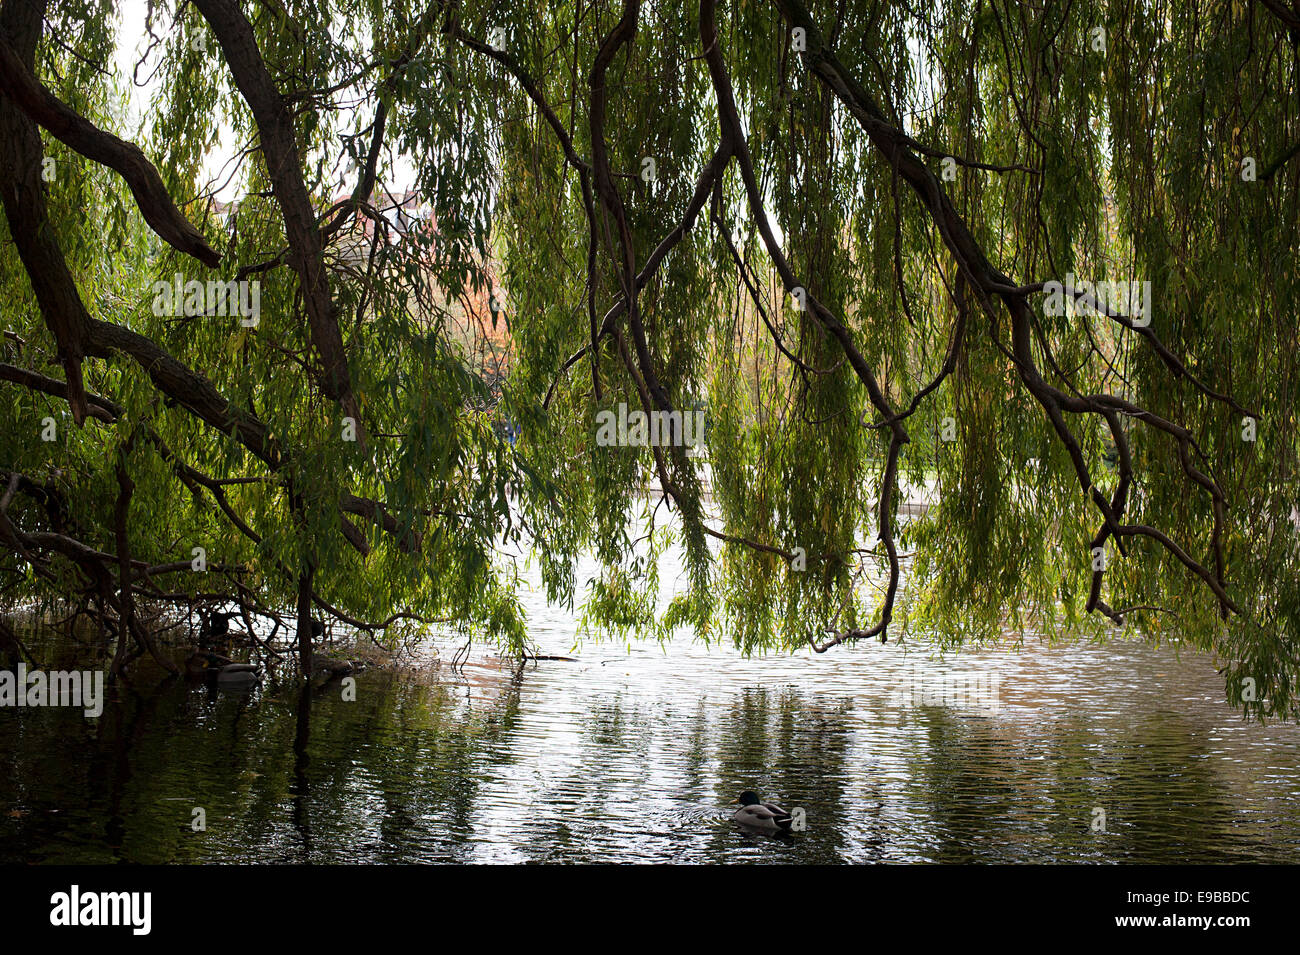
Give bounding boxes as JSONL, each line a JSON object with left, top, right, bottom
{"left": 214, "top": 662, "right": 260, "bottom": 686}
{"left": 186, "top": 650, "right": 261, "bottom": 687}
{"left": 186, "top": 650, "right": 227, "bottom": 677}
{"left": 200, "top": 610, "right": 235, "bottom": 638}
{"left": 732, "top": 791, "right": 793, "bottom": 832}
{"left": 309, "top": 652, "right": 354, "bottom": 678}
{"left": 198, "top": 610, "right": 242, "bottom": 651}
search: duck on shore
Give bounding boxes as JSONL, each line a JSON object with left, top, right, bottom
{"left": 198, "top": 610, "right": 240, "bottom": 651}
{"left": 310, "top": 651, "right": 354, "bottom": 678}
{"left": 305, "top": 618, "right": 356, "bottom": 677}
{"left": 201, "top": 610, "right": 234, "bottom": 636}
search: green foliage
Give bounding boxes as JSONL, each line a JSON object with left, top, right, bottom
{"left": 1, "top": 0, "right": 1298, "bottom": 719}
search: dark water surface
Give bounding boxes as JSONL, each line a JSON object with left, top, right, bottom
{"left": 3, "top": 608, "right": 1299, "bottom": 863}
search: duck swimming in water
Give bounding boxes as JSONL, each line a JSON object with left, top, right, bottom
{"left": 186, "top": 650, "right": 261, "bottom": 687}
{"left": 732, "top": 791, "right": 794, "bottom": 832}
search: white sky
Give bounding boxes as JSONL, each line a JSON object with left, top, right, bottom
{"left": 111, "top": 0, "right": 242, "bottom": 199}
{"left": 106, "top": 0, "right": 784, "bottom": 242}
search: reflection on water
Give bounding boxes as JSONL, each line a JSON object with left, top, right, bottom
{"left": 3, "top": 631, "right": 1299, "bottom": 863}
{"left": 3, "top": 551, "right": 1300, "bottom": 863}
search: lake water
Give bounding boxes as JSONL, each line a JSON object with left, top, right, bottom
{"left": 3, "top": 544, "right": 1299, "bottom": 864}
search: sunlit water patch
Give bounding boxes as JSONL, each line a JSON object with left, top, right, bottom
{"left": 2, "top": 543, "right": 1299, "bottom": 863}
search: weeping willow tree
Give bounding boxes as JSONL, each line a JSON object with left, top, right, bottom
{"left": 0, "top": 0, "right": 1297, "bottom": 718}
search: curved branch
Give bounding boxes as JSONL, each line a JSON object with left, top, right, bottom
{"left": 0, "top": 34, "right": 221, "bottom": 266}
